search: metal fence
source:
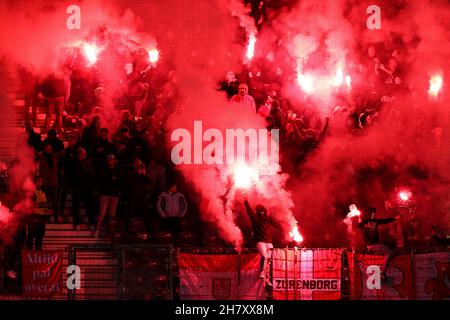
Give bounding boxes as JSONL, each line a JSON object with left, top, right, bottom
{"left": 1, "top": 245, "right": 448, "bottom": 300}
{"left": 68, "top": 244, "right": 174, "bottom": 300}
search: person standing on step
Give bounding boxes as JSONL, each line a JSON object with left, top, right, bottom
{"left": 26, "top": 177, "right": 50, "bottom": 250}
{"left": 59, "top": 134, "right": 80, "bottom": 223}
{"left": 37, "top": 142, "right": 59, "bottom": 222}
{"left": 94, "top": 154, "right": 121, "bottom": 238}
{"left": 72, "top": 148, "right": 96, "bottom": 231}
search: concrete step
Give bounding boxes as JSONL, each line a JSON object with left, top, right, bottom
{"left": 43, "top": 238, "right": 110, "bottom": 245}
{"left": 46, "top": 230, "right": 95, "bottom": 237}
{"left": 46, "top": 223, "right": 93, "bottom": 231}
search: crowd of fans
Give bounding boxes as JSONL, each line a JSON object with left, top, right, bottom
{"left": 0, "top": 39, "right": 448, "bottom": 287}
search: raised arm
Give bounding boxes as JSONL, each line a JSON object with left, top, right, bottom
{"left": 243, "top": 199, "right": 256, "bottom": 221}
{"left": 374, "top": 217, "right": 397, "bottom": 225}
{"left": 156, "top": 194, "right": 167, "bottom": 218}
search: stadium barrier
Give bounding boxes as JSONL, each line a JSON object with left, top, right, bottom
{"left": 0, "top": 245, "right": 448, "bottom": 300}
{"left": 67, "top": 244, "right": 174, "bottom": 300}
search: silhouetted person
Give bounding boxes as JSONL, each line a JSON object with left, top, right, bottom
{"left": 72, "top": 148, "right": 96, "bottom": 230}
{"left": 38, "top": 142, "right": 59, "bottom": 221}
{"left": 59, "top": 134, "right": 80, "bottom": 222}
{"left": 93, "top": 128, "right": 116, "bottom": 171}
{"left": 26, "top": 178, "right": 49, "bottom": 250}
{"left": 81, "top": 115, "right": 101, "bottom": 158}
{"left": 358, "top": 207, "right": 400, "bottom": 282}
{"left": 95, "top": 154, "right": 121, "bottom": 237}
{"left": 242, "top": 193, "right": 273, "bottom": 285}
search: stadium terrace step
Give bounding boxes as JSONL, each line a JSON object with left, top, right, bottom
{"left": 45, "top": 230, "right": 95, "bottom": 237}
{"left": 12, "top": 100, "right": 25, "bottom": 107}
{"left": 46, "top": 223, "right": 94, "bottom": 231}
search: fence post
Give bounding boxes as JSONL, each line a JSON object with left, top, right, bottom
{"left": 237, "top": 251, "right": 241, "bottom": 300}
{"left": 293, "top": 247, "right": 297, "bottom": 300}
{"left": 341, "top": 249, "right": 350, "bottom": 300}
{"left": 284, "top": 247, "right": 288, "bottom": 300}
{"left": 410, "top": 248, "right": 416, "bottom": 300}
{"left": 167, "top": 245, "right": 174, "bottom": 300}
{"left": 117, "top": 245, "right": 124, "bottom": 300}
{"left": 0, "top": 244, "right": 4, "bottom": 293}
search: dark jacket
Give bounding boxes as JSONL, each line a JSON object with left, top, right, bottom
{"left": 61, "top": 145, "right": 79, "bottom": 183}
{"left": 43, "top": 137, "right": 64, "bottom": 154}
{"left": 38, "top": 153, "right": 58, "bottom": 187}
{"left": 72, "top": 158, "right": 94, "bottom": 190}
{"left": 93, "top": 138, "right": 116, "bottom": 168}
{"left": 81, "top": 125, "right": 100, "bottom": 157}
{"left": 244, "top": 200, "right": 272, "bottom": 243}
{"left": 116, "top": 137, "right": 136, "bottom": 168}
{"left": 358, "top": 217, "right": 396, "bottom": 245}
{"left": 96, "top": 165, "right": 121, "bottom": 197}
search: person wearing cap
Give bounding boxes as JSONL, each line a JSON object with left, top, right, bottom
{"left": 241, "top": 193, "right": 273, "bottom": 285}
{"left": 94, "top": 153, "right": 122, "bottom": 237}
{"left": 231, "top": 83, "right": 257, "bottom": 113}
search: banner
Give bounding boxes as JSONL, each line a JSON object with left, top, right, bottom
{"left": 236, "top": 253, "right": 265, "bottom": 300}
{"left": 178, "top": 253, "right": 265, "bottom": 300}
{"left": 414, "top": 252, "right": 450, "bottom": 300}
{"left": 272, "top": 248, "right": 343, "bottom": 300}
{"left": 348, "top": 253, "right": 414, "bottom": 300}
{"left": 21, "top": 250, "right": 63, "bottom": 297}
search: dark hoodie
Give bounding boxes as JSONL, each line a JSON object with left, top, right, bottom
{"left": 358, "top": 217, "right": 396, "bottom": 245}
{"left": 244, "top": 200, "right": 272, "bottom": 243}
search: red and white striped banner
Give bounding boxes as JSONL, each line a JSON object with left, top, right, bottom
{"left": 178, "top": 253, "right": 265, "bottom": 300}
{"left": 272, "top": 248, "right": 343, "bottom": 300}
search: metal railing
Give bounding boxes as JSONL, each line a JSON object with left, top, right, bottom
{"left": 68, "top": 244, "right": 174, "bottom": 300}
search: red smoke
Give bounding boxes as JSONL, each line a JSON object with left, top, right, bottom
{"left": 0, "top": 0, "right": 449, "bottom": 248}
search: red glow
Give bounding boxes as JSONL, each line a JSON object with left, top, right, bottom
{"left": 233, "top": 164, "right": 259, "bottom": 189}
{"left": 428, "top": 75, "right": 443, "bottom": 98}
{"left": 399, "top": 190, "right": 412, "bottom": 202}
{"left": 333, "top": 67, "right": 344, "bottom": 86}
{"left": 83, "top": 42, "right": 99, "bottom": 66}
{"left": 289, "top": 226, "right": 304, "bottom": 243}
{"left": 148, "top": 48, "right": 159, "bottom": 64}
{"left": 297, "top": 73, "right": 314, "bottom": 93}
{"left": 246, "top": 33, "right": 256, "bottom": 61}
{"left": 346, "top": 204, "right": 361, "bottom": 218}
{"left": 345, "top": 75, "right": 352, "bottom": 87}
{"left": 0, "top": 202, "right": 11, "bottom": 224}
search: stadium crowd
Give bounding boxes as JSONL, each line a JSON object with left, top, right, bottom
{"left": 0, "top": 38, "right": 448, "bottom": 286}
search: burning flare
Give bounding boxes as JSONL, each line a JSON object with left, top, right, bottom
{"left": 333, "top": 67, "right": 344, "bottom": 86}
{"left": 83, "top": 42, "right": 99, "bottom": 66}
{"left": 148, "top": 48, "right": 159, "bottom": 64}
{"left": 297, "top": 73, "right": 314, "bottom": 94}
{"left": 345, "top": 75, "right": 352, "bottom": 88}
{"left": 428, "top": 75, "right": 443, "bottom": 98}
{"left": 289, "top": 225, "right": 304, "bottom": 244}
{"left": 232, "top": 164, "right": 259, "bottom": 190}
{"left": 246, "top": 33, "right": 256, "bottom": 61}
{"left": 347, "top": 204, "right": 361, "bottom": 218}
{"left": 343, "top": 204, "right": 361, "bottom": 233}
{"left": 399, "top": 190, "right": 412, "bottom": 202}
